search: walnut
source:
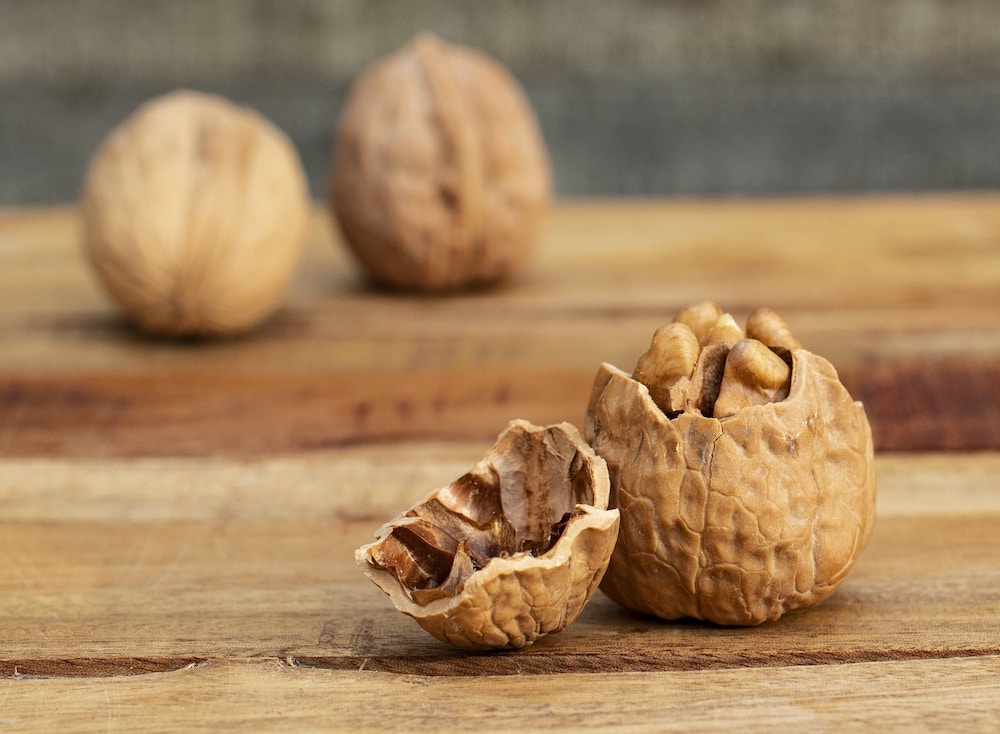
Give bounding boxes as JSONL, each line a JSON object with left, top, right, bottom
{"left": 81, "top": 90, "right": 310, "bottom": 336}
{"left": 330, "top": 34, "right": 551, "bottom": 292}
{"left": 585, "top": 303, "right": 876, "bottom": 625}
{"left": 356, "top": 420, "right": 619, "bottom": 649}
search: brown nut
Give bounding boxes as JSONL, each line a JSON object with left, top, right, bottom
{"left": 700, "top": 312, "right": 745, "bottom": 348}
{"left": 356, "top": 419, "right": 619, "bottom": 649}
{"left": 330, "top": 34, "right": 551, "bottom": 292}
{"left": 81, "top": 90, "right": 310, "bottom": 337}
{"left": 746, "top": 307, "right": 803, "bottom": 352}
{"left": 632, "top": 321, "right": 700, "bottom": 415}
{"left": 586, "top": 303, "right": 876, "bottom": 625}
{"left": 713, "top": 338, "right": 793, "bottom": 419}
{"left": 672, "top": 300, "right": 724, "bottom": 343}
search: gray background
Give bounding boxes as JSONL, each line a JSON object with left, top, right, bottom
{"left": 2, "top": 0, "right": 1000, "bottom": 204}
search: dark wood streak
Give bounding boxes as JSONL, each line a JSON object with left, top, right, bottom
{"left": 8, "top": 645, "right": 996, "bottom": 680}
{"left": 842, "top": 356, "right": 1000, "bottom": 452}
{"left": 1, "top": 356, "right": 998, "bottom": 457}
{"left": 295, "top": 645, "right": 1000, "bottom": 677}
{"left": 0, "top": 657, "right": 206, "bottom": 679}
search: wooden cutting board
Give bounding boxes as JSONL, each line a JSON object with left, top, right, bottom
{"left": 1, "top": 196, "right": 998, "bottom": 731}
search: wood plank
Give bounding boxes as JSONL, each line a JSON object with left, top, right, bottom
{"left": 3, "top": 657, "right": 999, "bottom": 732}
{"left": 4, "top": 194, "right": 993, "bottom": 452}
{"left": 2, "top": 451, "right": 998, "bottom": 677}
{"left": 2, "top": 197, "right": 999, "bottom": 729}
{"left": 3, "top": 196, "right": 1000, "bottom": 455}
{"left": 5, "top": 197, "right": 1000, "bottom": 363}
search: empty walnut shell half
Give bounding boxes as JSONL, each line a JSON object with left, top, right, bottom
{"left": 356, "top": 419, "right": 619, "bottom": 649}
{"left": 330, "top": 33, "right": 551, "bottom": 292}
{"left": 585, "top": 303, "right": 876, "bottom": 625}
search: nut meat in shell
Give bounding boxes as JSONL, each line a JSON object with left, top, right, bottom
{"left": 330, "top": 34, "right": 551, "bottom": 292}
{"left": 81, "top": 90, "right": 310, "bottom": 337}
{"left": 356, "top": 420, "right": 619, "bottom": 649}
{"left": 585, "top": 304, "right": 876, "bottom": 625}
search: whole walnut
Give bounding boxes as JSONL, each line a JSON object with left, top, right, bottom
{"left": 81, "top": 90, "right": 311, "bottom": 337}
{"left": 330, "top": 34, "right": 551, "bottom": 292}
{"left": 586, "top": 303, "right": 877, "bottom": 626}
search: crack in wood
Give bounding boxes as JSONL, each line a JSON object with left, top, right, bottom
{"left": 1, "top": 657, "right": 206, "bottom": 680}
{"left": 292, "top": 646, "right": 1000, "bottom": 677}
{"left": 5, "top": 645, "right": 998, "bottom": 680}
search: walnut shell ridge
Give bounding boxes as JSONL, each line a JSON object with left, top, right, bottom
{"left": 330, "top": 34, "right": 551, "bottom": 292}
{"left": 356, "top": 419, "right": 619, "bottom": 649}
{"left": 585, "top": 350, "right": 877, "bottom": 625}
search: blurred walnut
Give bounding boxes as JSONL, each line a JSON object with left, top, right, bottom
{"left": 586, "top": 303, "right": 877, "bottom": 625}
{"left": 330, "top": 34, "right": 551, "bottom": 292}
{"left": 356, "top": 420, "right": 619, "bottom": 649}
{"left": 81, "top": 90, "right": 310, "bottom": 336}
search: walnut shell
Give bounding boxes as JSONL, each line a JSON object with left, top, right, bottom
{"left": 81, "top": 90, "right": 310, "bottom": 336}
{"left": 585, "top": 306, "right": 876, "bottom": 625}
{"left": 330, "top": 34, "right": 551, "bottom": 292}
{"left": 356, "top": 419, "right": 619, "bottom": 649}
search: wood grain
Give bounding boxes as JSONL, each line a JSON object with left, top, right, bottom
{"left": 2, "top": 197, "right": 1000, "bottom": 730}
{"left": 1, "top": 451, "right": 998, "bottom": 679}
{"left": 2, "top": 357, "right": 997, "bottom": 457}
{"left": 4, "top": 657, "right": 999, "bottom": 732}
{"left": 2, "top": 196, "right": 1000, "bottom": 456}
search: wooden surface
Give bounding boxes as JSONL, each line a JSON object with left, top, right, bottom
{"left": 2, "top": 196, "right": 999, "bottom": 730}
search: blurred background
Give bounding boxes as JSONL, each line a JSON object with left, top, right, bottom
{"left": 2, "top": 0, "right": 1000, "bottom": 205}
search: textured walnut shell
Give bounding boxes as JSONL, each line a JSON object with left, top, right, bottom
{"left": 586, "top": 349, "right": 876, "bottom": 626}
{"left": 330, "top": 34, "right": 551, "bottom": 292}
{"left": 356, "top": 420, "right": 619, "bottom": 649}
{"left": 81, "top": 90, "right": 310, "bottom": 336}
